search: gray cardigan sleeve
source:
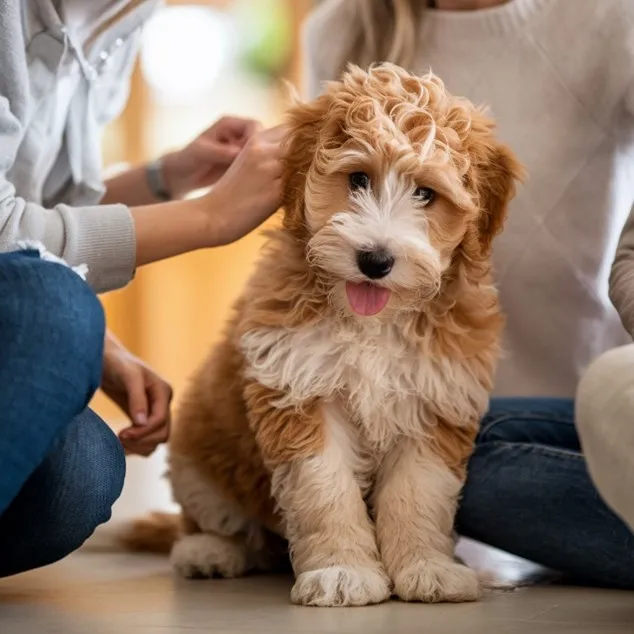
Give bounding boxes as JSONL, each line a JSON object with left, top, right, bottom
{"left": 0, "top": 1, "right": 135, "bottom": 294}
{"left": 609, "top": 205, "right": 634, "bottom": 338}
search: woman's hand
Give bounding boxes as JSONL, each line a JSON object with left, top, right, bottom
{"left": 202, "top": 124, "right": 286, "bottom": 245}
{"left": 101, "top": 333, "right": 172, "bottom": 457}
{"left": 131, "top": 124, "right": 287, "bottom": 267}
{"left": 161, "top": 116, "right": 261, "bottom": 198}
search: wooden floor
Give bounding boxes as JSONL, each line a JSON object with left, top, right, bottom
{"left": 1, "top": 547, "right": 632, "bottom": 634}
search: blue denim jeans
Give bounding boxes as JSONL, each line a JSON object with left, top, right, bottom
{"left": 457, "top": 397, "right": 634, "bottom": 589}
{"left": 0, "top": 250, "right": 125, "bottom": 577}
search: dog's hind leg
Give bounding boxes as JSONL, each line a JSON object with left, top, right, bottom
{"left": 170, "top": 522, "right": 288, "bottom": 579}
{"left": 168, "top": 454, "right": 287, "bottom": 579}
{"left": 170, "top": 530, "right": 250, "bottom": 579}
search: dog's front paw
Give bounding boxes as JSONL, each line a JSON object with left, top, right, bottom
{"left": 170, "top": 533, "right": 248, "bottom": 579}
{"left": 291, "top": 565, "right": 391, "bottom": 607}
{"left": 393, "top": 559, "right": 481, "bottom": 603}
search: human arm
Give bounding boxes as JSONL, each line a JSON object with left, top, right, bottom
{"left": 102, "top": 116, "right": 260, "bottom": 206}
{"left": 101, "top": 124, "right": 284, "bottom": 454}
{"left": 101, "top": 331, "right": 172, "bottom": 457}
{"left": 130, "top": 124, "right": 284, "bottom": 266}
{"left": 0, "top": 91, "right": 283, "bottom": 291}
{"left": 0, "top": 4, "right": 282, "bottom": 292}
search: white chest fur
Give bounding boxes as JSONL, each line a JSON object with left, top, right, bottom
{"left": 240, "top": 319, "right": 488, "bottom": 449}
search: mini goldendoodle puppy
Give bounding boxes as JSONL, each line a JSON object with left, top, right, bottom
{"left": 121, "top": 63, "right": 523, "bottom": 608}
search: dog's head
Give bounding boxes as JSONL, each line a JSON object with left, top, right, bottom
{"left": 282, "top": 64, "right": 523, "bottom": 319}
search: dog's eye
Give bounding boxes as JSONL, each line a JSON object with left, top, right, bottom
{"left": 413, "top": 186, "right": 435, "bottom": 206}
{"left": 349, "top": 172, "right": 371, "bottom": 191}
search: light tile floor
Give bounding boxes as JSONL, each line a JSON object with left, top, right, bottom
{"left": 1, "top": 545, "right": 632, "bottom": 634}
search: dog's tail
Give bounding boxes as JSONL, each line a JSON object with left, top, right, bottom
{"left": 86, "top": 512, "right": 181, "bottom": 555}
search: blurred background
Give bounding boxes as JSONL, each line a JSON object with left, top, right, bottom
{"left": 95, "top": 0, "right": 313, "bottom": 517}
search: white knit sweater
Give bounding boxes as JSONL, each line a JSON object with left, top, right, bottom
{"left": 304, "top": 0, "right": 634, "bottom": 398}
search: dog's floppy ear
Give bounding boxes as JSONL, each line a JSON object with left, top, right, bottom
{"left": 282, "top": 91, "right": 332, "bottom": 235}
{"left": 469, "top": 114, "right": 524, "bottom": 256}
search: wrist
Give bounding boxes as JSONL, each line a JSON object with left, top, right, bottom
{"left": 131, "top": 195, "right": 224, "bottom": 267}
{"left": 195, "top": 189, "right": 230, "bottom": 248}
{"left": 104, "top": 331, "right": 126, "bottom": 358}
{"left": 104, "top": 331, "right": 119, "bottom": 353}
{"left": 146, "top": 157, "right": 172, "bottom": 202}
{"left": 171, "top": 195, "right": 223, "bottom": 250}
{"left": 160, "top": 151, "right": 186, "bottom": 200}
{"left": 102, "top": 333, "right": 119, "bottom": 383}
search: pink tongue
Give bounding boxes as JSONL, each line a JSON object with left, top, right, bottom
{"left": 346, "top": 282, "right": 391, "bottom": 316}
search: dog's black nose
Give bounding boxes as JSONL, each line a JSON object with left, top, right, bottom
{"left": 356, "top": 249, "right": 395, "bottom": 280}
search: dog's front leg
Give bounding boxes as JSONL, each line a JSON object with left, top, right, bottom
{"left": 248, "top": 388, "right": 390, "bottom": 607}
{"left": 274, "top": 447, "right": 390, "bottom": 607}
{"left": 374, "top": 431, "right": 480, "bottom": 603}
